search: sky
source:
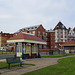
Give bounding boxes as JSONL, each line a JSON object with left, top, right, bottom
{"left": 0, "top": 0, "right": 75, "bottom": 33}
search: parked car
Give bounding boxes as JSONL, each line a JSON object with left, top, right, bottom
{"left": 0, "top": 47, "right": 8, "bottom": 51}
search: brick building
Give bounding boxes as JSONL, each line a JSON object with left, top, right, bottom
{"left": 46, "top": 29, "right": 55, "bottom": 49}
{"left": 0, "top": 31, "right": 13, "bottom": 48}
{"left": 1, "top": 22, "right": 72, "bottom": 55}
{"left": 14, "top": 24, "right": 47, "bottom": 49}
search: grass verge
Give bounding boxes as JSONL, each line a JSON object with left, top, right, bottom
{"left": 22, "top": 56, "right": 75, "bottom": 75}
{"left": 41, "top": 54, "right": 74, "bottom": 58}
{"left": 0, "top": 51, "right": 15, "bottom": 54}
{"left": 0, "top": 62, "right": 35, "bottom": 69}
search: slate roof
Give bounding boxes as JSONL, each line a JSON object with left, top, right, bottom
{"left": 15, "top": 25, "right": 40, "bottom": 33}
{"left": 46, "top": 29, "right": 54, "bottom": 32}
{"left": 61, "top": 41, "right": 75, "bottom": 46}
{"left": 54, "top": 22, "right": 67, "bottom": 30}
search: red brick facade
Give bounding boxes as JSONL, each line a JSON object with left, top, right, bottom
{"left": 14, "top": 25, "right": 47, "bottom": 49}
{"left": 0, "top": 24, "right": 57, "bottom": 51}
{"left": 46, "top": 30, "right": 55, "bottom": 49}
{"left": 0, "top": 32, "right": 13, "bottom": 48}
{"left": 49, "top": 32, "right": 55, "bottom": 49}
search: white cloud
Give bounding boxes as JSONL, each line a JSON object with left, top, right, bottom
{"left": 0, "top": 14, "right": 13, "bottom": 19}
{"left": 0, "top": 0, "right": 75, "bottom": 33}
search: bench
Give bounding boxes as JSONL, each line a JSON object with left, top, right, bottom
{"left": 24, "top": 54, "right": 30, "bottom": 58}
{"left": 6, "top": 57, "right": 22, "bottom": 69}
{"left": 32, "top": 54, "right": 37, "bottom": 58}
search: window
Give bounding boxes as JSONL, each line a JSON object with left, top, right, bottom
{"left": 51, "top": 38, "right": 53, "bottom": 40}
{"left": 46, "top": 33, "right": 47, "bottom": 36}
{"left": 51, "top": 42, "right": 53, "bottom": 45}
{"left": 51, "top": 46, "right": 53, "bottom": 48}
{"left": 51, "top": 34, "right": 53, "bottom": 36}
{"left": 31, "top": 27, "right": 33, "bottom": 29}
{"left": 43, "top": 32, "right": 45, "bottom": 36}
{"left": 39, "top": 46, "right": 42, "bottom": 49}
{"left": 61, "top": 35, "right": 63, "bottom": 38}
{"left": 5, "top": 34, "right": 7, "bottom": 36}
{"left": 39, "top": 36, "right": 42, "bottom": 39}
{"left": 28, "top": 28, "right": 30, "bottom": 30}
{"left": 33, "top": 31, "right": 35, "bottom": 35}
{"left": 44, "top": 46, "right": 46, "bottom": 49}
{"left": 38, "top": 31, "right": 40, "bottom": 35}
{"left": 35, "top": 27, "right": 37, "bottom": 28}
{"left": 44, "top": 37, "right": 46, "bottom": 40}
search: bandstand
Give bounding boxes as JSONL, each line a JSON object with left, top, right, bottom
{"left": 7, "top": 33, "right": 46, "bottom": 59}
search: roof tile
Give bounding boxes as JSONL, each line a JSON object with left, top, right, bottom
{"left": 9, "top": 33, "right": 45, "bottom": 42}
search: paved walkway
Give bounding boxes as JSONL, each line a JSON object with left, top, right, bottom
{"left": 0, "top": 55, "right": 75, "bottom": 75}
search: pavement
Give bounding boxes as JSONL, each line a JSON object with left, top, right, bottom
{"left": 0, "top": 55, "right": 75, "bottom": 75}
{"left": 0, "top": 54, "right": 14, "bottom": 60}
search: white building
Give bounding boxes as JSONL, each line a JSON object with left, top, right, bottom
{"left": 68, "top": 27, "right": 75, "bottom": 41}
{"left": 54, "top": 22, "right": 68, "bottom": 43}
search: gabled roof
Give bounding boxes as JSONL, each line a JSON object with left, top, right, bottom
{"left": 15, "top": 25, "right": 40, "bottom": 33}
{"left": 61, "top": 41, "right": 75, "bottom": 46}
{"left": 7, "top": 33, "right": 46, "bottom": 44}
{"left": 54, "top": 22, "right": 67, "bottom": 30}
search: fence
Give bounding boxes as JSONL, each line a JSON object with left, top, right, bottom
{"left": 39, "top": 49, "right": 64, "bottom": 55}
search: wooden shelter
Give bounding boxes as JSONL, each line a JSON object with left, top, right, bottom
{"left": 7, "top": 32, "right": 46, "bottom": 59}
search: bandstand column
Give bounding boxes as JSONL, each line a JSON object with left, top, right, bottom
{"left": 25, "top": 43, "right": 27, "bottom": 53}
{"left": 31, "top": 43, "right": 34, "bottom": 59}
{"left": 15, "top": 42, "right": 18, "bottom": 57}
{"left": 38, "top": 44, "right": 41, "bottom": 58}
{"left": 22, "top": 42, "right": 25, "bottom": 60}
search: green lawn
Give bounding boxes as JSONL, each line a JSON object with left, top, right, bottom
{"left": 22, "top": 56, "right": 75, "bottom": 75}
{"left": 41, "top": 54, "right": 67, "bottom": 58}
{"left": 0, "top": 62, "right": 35, "bottom": 69}
{"left": 0, "top": 51, "right": 15, "bottom": 54}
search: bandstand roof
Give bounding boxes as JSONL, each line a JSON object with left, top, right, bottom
{"left": 7, "top": 32, "right": 46, "bottom": 44}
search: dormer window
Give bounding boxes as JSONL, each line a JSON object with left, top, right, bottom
{"left": 31, "top": 27, "right": 33, "bottom": 29}
{"left": 35, "top": 27, "right": 37, "bottom": 29}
